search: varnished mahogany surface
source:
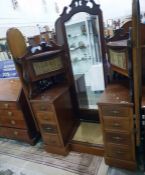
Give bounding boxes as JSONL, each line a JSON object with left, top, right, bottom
{"left": 25, "top": 50, "right": 62, "bottom": 60}
{"left": 30, "top": 84, "right": 76, "bottom": 155}
{"left": 0, "top": 79, "right": 39, "bottom": 144}
{"left": 98, "top": 83, "right": 132, "bottom": 106}
{"left": 98, "top": 83, "right": 136, "bottom": 170}
{"left": 0, "top": 79, "right": 21, "bottom": 102}
{"left": 30, "top": 84, "right": 68, "bottom": 102}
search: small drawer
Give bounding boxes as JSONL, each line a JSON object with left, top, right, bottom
{"left": 31, "top": 102, "right": 53, "bottom": 112}
{"left": 36, "top": 112, "right": 56, "bottom": 124}
{"left": 105, "top": 132, "right": 131, "bottom": 146}
{"left": 0, "top": 102, "right": 19, "bottom": 110}
{"left": 40, "top": 124, "right": 58, "bottom": 134}
{"left": 42, "top": 133, "right": 62, "bottom": 146}
{"left": 0, "top": 118, "right": 27, "bottom": 129}
{"left": 101, "top": 106, "right": 130, "bottom": 117}
{"left": 0, "top": 127, "right": 31, "bottom": 142}
{"left": 0, "top": 110, "right": 24, "bottom": 120}
{"left": 103, "top": 117, "right": 131, "bottom": 131}
{"left": 106, "top": 144, "right": 133, "bottom": 161}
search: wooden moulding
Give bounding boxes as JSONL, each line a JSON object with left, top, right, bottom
{"left": 105, "top": 157, "right": 137, "bottom": 171}
{"left": 70, "top": 141, "right": 104, "bottom": 156}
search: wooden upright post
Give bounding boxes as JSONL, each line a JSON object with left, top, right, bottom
{"left": 132, "top": 0, "right": 142, "bottom": 146}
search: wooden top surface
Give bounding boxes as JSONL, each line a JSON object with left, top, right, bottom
{"left": 98, "top": 83, "right": 133, "bottom": 106}
{"left": 30, "top": 84, "right": 69, "bottom": 102}
{"left": 107, "top": 39, "right": 128, "bottom": 47}
{"left": 26, "top": 50, "right": 62, "bottom": 60}
{"left": 0, "top": 79, "right": 21, "bottom": 102}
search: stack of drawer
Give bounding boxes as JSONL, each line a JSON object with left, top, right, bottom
{"left": 98, "top": 84, "right": 136, "bottom": 170}
{"left": 30, "top": 85, "right": 75, "bottom": 155}
{"left": 0, "top": 79, "right": 39, "bottom": 144}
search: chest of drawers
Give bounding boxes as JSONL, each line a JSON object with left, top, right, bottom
{"left": 98, "top": 84, "right": 136, "bottom": 170}
{"left": 0, "top": 79, "right": 39, "bottom": 144}
{"left": 30, "top": 84, "right": 75, "bottom": 155}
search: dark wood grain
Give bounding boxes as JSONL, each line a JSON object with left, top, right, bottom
{"left": 0, "top": 79, "right": 39, "bottom": 144}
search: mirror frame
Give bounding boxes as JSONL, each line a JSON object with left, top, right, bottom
{"left": 55, "top": 0, "right": 107, "bottom": 120}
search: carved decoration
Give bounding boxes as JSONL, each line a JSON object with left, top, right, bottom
{"left": 60, "top": 0, "right": 100, "bottom": 22}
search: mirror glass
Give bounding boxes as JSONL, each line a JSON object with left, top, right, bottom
{"left": 65, "top": 12, "right": 105, "bottom": 110}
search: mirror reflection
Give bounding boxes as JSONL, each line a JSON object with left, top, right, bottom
{"left": 65, "top": 12, "right": 105, "bottom": 110}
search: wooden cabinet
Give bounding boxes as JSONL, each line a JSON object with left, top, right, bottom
{"left": 98, "top": 84, "right": 136, "bottom": 170}
{"left": 30, "top": 84, "right": 76, "bottom": 155}
{"left": 0, "top": 79, "right": 39, "bottom": 144}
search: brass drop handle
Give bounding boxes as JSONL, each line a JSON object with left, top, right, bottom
{"left": 112, "top": 110, "right": 119, "bottom": 114}
{"left": 4, "top": 104, "right": 9, "bottom": 109}
{"left": 14, "top": 131, "right": 18, "bottom": 135}
{"left": 112, "top": 136, "right": 122, "bottom": 140}
{"left": 11, "top": 120, "right": 16, "bottom": 125}
{"left": 113, "top": 123, "right": 120, "bottom": 127}
{"left": 115, "top": 150, "right": 124, "bottom": 155}
{"left": 8, "top": 111, "right": 13, "bottom": 116}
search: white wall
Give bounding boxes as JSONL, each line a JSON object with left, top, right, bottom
{"left": 0, "top": 0, "right": 59, "bottom": 37}
{"left": 1, "top": 0, "right": 145, "bottom": 38}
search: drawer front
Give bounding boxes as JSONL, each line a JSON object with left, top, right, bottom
{"left": 101, "top": 106, "right": 130, "bottom": 117}
{"left": 41, "top": 124, "right": 58, "bottom": 134}
{"left": 105, "top": 132, "right": 131, "bottom": 145}
{"left": 36, "top": 111, "right": 56, "bottom": 124}
{"left": 0, "top": 127, "right": 30, "bottom": 142}
{"left": 31, "top": 102, "right": 53, "bottom": 112}
{"left": 42, "top": 133, "right": 62, "bottom": 146}
{"left": 103, "top": 117, "right": 131, "bottom": 131}
{"left": 0, "top": 118, "right": 27, "bottom": 129}
{"left": 0, "top": 110, "right": 24, "bottom": 120}
{"left": 0, "top": 102, "right": 19, "bottom": 110}
{"left": 106, "top": 144, "right": 133, "bottom": 161}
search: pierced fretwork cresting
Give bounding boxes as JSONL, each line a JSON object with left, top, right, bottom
{"left": 60, "top": 0, "right": 101, "bottom": 22}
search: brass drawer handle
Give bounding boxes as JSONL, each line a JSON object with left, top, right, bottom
{"left": 11, "top": 120, "right": 16, "bottom": 125}
{"left": 115, "top": 150, "right": 124, "bottom": 155}
{"left": 4, "top": 104, "right": 9, "bottom": 109}
{"left": 112, "top": 110, "right": 120, "bottom": 114}
{"left": 14, "top": 131, "right": 18, "bottom": 135}
{"left": 113, "top": 123, "right": 120, "bottom": 127}
{"left": 8, "top": 111, "right": 13, "bottom": 116}
{"left": 112, "top": 136, "right": 122, "bottom": 140}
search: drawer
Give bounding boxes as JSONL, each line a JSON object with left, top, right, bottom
{"left": 31, "top": 102, "right": 53, "bottom": 112}
{"left": 40, "top": 124, "right": 58, "bottom": 134}
{"left": 0, "top": 110, "right": 24, "bottom": 120}
{"left": 106, "top": 143, "right": 133, "bottom": 161}
{"left": 0, "top": 118, "right": 27, "bottom": 129}
{"left": 105, "top": 132, "right": 131, "bottom": 145}
{"left": 103, "top": 117, "right": 131, "bottom": 131}
{"left": 42, "top": 133, "right": 62, "bottom": 146}
{"left": 36, "top": 111, "right": 56, "bottom": 124}
{"left": 0, "top": 127, "right": 31, "bottom": 142}
{"left": 0, "top": 102, "right": 19, "bottom": 110}
{"left": 101, "top": 106, "right": 130, "bottom": 117}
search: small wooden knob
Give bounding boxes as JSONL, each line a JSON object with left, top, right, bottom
{"left": 11, "top": 120, "right": 16, "bottom": 125}
{"left": 14, "top": 131, "right": 18, "bottom": 135}
{"left": 8, "top": 111, "right": 13, "bottom": 116}
{"left": 4, "top": 104, "right": 9, "bottom": 109}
